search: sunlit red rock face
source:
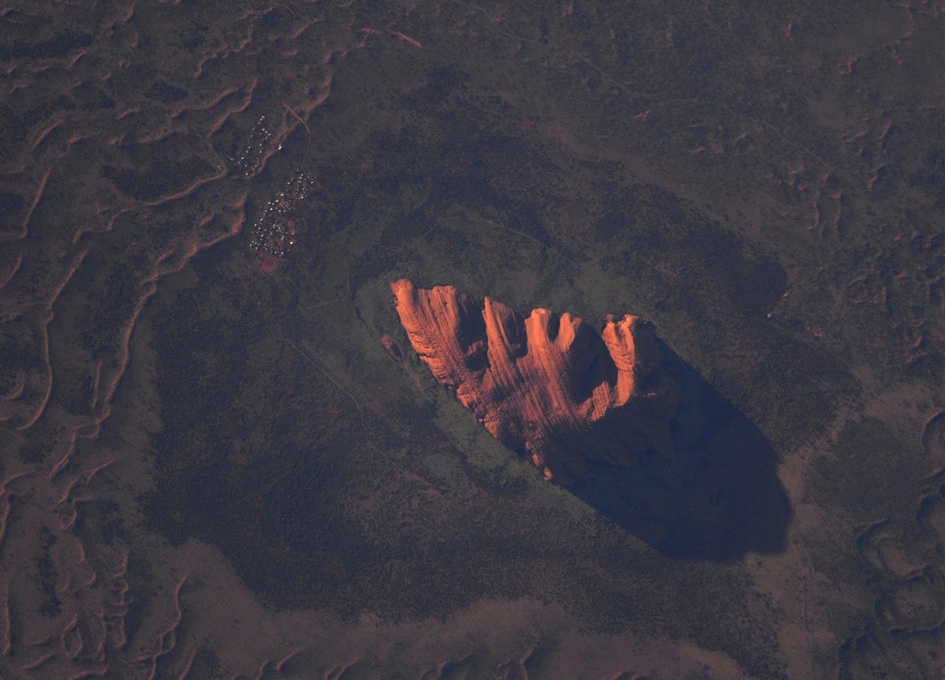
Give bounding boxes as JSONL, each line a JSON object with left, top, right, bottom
{"left": 391, "top": 279, "right": 680, "bottom": 485}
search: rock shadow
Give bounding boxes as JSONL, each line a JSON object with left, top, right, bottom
{"left": 569, "top": 341, "right": 791, "bottom": 561}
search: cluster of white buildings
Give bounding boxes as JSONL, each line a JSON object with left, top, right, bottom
{"left": 248, "top": 169, "right": 315, "bottom": 259}
{"left": 232, "top": 113, "right": 277, "bottom": 178}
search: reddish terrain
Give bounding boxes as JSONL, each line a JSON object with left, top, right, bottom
{"left": 2, "top": 0, "right": 945, "bottom": 677}
{"left": 391, "top": 279, "right": 679, "bottom": 484}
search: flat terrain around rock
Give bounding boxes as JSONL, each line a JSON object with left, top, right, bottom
{"left": 2, "top": 1, "right": 945, "bottom": 679}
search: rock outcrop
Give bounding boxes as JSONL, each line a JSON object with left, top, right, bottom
{"left": 379, "top": 334, "right": 404, "bottom": 362}
{"left": 390, "top": 279, "right": 680, "bottom": 485}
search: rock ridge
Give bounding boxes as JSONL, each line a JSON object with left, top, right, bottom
{"left": 390, "top": 279, "right": 680, "bottom": 484}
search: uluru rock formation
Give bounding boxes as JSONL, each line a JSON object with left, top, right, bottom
{"left": 391, "top": 279, "right": 680, "bottom": 484}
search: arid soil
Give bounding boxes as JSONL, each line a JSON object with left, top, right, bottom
{"left": 2, "top": 1, "right": 945, "bottom": 679}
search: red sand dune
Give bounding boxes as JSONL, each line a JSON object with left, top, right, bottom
{"left": 391, "top": 279, "right": 680, "bottom": 485}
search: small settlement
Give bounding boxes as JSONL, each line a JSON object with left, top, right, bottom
{"left": 249, "top": 168, "right": 316, "bottom": 272}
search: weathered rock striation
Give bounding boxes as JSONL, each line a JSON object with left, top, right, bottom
{"left": 391, "top": 279, "right": 680, "bottom": 485}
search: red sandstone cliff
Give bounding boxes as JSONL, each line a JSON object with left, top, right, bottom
{"left": 390, "top": 279, "right": 679, "bottom": 485}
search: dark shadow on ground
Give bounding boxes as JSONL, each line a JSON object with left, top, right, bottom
{"left": 569, "top": 341, "right": 791, "bottom": 561}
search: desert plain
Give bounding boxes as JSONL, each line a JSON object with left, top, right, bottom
{"left": 2, "top": 1, "right": 945, "bottom": 679}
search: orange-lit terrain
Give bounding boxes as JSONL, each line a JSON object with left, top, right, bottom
{"left": 391, "top": 279, "right": 679, "bottom": 483}
{"left": 2, "top": 0, "right": 945, "bottom": 678}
